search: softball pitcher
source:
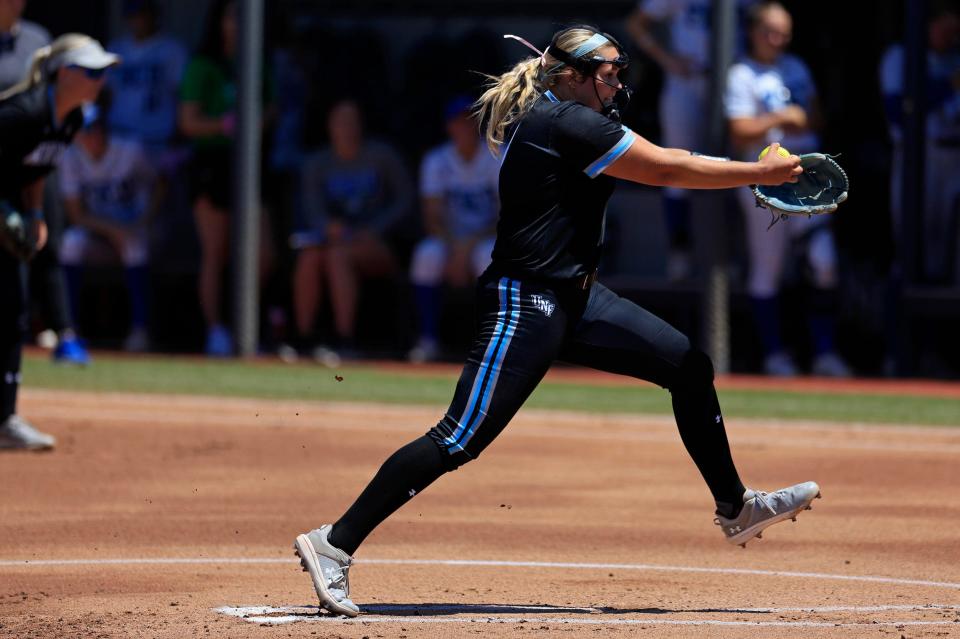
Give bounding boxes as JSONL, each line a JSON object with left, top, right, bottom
{"left": 293, "top": 25, "right": 820, "bottom": 616}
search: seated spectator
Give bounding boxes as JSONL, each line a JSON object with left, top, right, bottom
{"left": 178, "top": 0, "right": 274, "bottom": 357}
{"left": 725, "top": 2, "right": 850, "bottom": 377}
{"left": 58, "top": 101, "right": 160, "bottom": 352}
{"left": 407, "top": 96, "right": 499, "bottom": 363}
{"left": 287, "top": 98, "right": 414, "bottom": 365}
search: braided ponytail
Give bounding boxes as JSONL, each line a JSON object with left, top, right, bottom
{"left": 474, "top": 27, "right": 612, "bottom": 156}
{"left": 474, "top": 57, "right": 542, "bottom": 156}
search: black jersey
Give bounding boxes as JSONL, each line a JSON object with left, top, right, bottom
{"left": 491, "top": 90, "right": 636, "bottom": 280}
{"left": 0, "top": 81, "right": 83, "bottom": 204}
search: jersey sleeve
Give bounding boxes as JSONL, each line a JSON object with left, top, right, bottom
{"left": 724, "top": 63, "right": 757, "bottom": 118}
{"left": 879, "top": 46, "right": 904, "bottom": 97}
{"left": 782, "top": 55, "right": 817, "bottom": 108}
{"left": 57, "top": 148, "right": 82, "bottom": 199}
{"left": 28, "top": 22, "right": 51, "bottom": 46}
{"left": 879, "top": 46, "right": 904, "bottom": 131}
{"left": 550, "top": 105, "right": 637, "bottom": 178}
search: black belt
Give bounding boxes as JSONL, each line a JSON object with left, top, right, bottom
{"left": 573, "top": 269, "right": 599, "bottom": 290}
{"left": 485, "top": 267, "right": 598, "bottom": 290}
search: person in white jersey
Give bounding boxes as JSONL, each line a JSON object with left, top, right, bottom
{"left": 627, "top": 0, "right": 756, "bottom": 280}
{"left": 724, "top": 1, "right": 850, "bottom": 378}
{"left": 408, "top": 96, "right": 500, "bottom": 363}
{"left": 58, "top": 98, "right": 159, "bottom": 352}
{"left": 880, "top": 4, "right": 960, "bottom": 284}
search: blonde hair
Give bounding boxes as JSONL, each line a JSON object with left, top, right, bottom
{"left": 475, "top": 27, "right": 609, "bottom": 156}
{"left": 0, "top": 33, "right": 101, "bottom": 101}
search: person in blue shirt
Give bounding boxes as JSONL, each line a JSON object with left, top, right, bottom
{"left": 880, "top": 4, "right": 960, "bottom": 284}
{"left": 107, "top": 0, "right": 187, "bottom": 158}
{"left": 725, "top": 2, "right": 850, "bottom": 377}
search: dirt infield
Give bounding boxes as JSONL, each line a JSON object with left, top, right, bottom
{"left": 2, "top": 388, "right": 959, "bottom": 638}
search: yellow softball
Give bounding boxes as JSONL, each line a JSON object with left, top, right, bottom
{"left": 759, "top": 145, "right": 791, "bottom": 160}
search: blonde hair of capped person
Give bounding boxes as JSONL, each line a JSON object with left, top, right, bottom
{"left": 475, "top": 27, "right": 612, "bottom": 156}
{"left": 0, "top": 33, "right": 115, "bottom": 101}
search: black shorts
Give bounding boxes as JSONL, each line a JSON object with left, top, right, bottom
{"left": 190, "top": 147, "right": 233, "bottom": 211}
{"left": 428, "top": 270, "right": 692, "bottom": 468}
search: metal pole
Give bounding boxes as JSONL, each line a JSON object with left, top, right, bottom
{"left": 233, "top": 0, "right": 264, "bottom": 357}
{"left": 901, "top": 0, "right": 926, "bottom": 284}
{"left": 703, "top": 0, "right": 737, "bottom": 374}
{"left": 891, "top": 0, "right": 927, "bottom": 375}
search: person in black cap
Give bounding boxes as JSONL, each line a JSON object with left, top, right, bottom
{"left": 0, "top": 34, "right": 118, "bottom": 449}
{"left": 0, "top": 0, "right": 91, "bottom": 366}
{"left": 290, "top": 25, "right": 818, "bottom": 616}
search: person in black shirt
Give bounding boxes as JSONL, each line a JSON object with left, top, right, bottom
{"left": 292, "top": 25, "right": 819, "bottom": 616}
{"left": 0, "top": 34, "right": 118, "bottom": 450}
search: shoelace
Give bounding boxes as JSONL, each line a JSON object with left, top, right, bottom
{"left": 713, "top": 488, "right": 778, "bottom": 527}
{"left": 752, "top": 490, "right": 777, "bottom": 515}
{"left": 327, "top": 560, "right": 351, "bottom": 594}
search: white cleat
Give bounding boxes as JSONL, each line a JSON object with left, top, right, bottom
{"left": 293, "top": 525, "right": 359, "bottom": 617}
{"left": 0, "top": 415, "right": 55, "bottom": 450}
{"left": 715, "top": 481, "right": 821, "bottom": 546}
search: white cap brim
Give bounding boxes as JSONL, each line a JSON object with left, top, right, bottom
{"left": 59, "top": 42, "right": 121, "bottom": 70}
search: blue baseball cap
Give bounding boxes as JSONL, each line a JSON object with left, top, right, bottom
{"left": 443, "top": 95, "right": 474, "bottom": 122}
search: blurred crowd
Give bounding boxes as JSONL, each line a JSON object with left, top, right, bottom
{"left": 6, "top": 0, "right": 960, "bottom": 376}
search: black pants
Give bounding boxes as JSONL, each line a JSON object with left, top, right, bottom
{"left": 33, "top": 175, "right": 74, "bottom": 334}
{"left": 29, "top": 241, "right": 73, "bottom": 335}
{"left": 430, "top": 272, "right": 692, "bottom": 466}
{"left": 330, "top": 270, "right": 743, "bottom": 555}
{"left": 0, "top": 251, "right": 27, "bottom": 421}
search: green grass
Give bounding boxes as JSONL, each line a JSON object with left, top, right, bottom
{"left": 21, "top": 352, "right": 960, "bottom": 426}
